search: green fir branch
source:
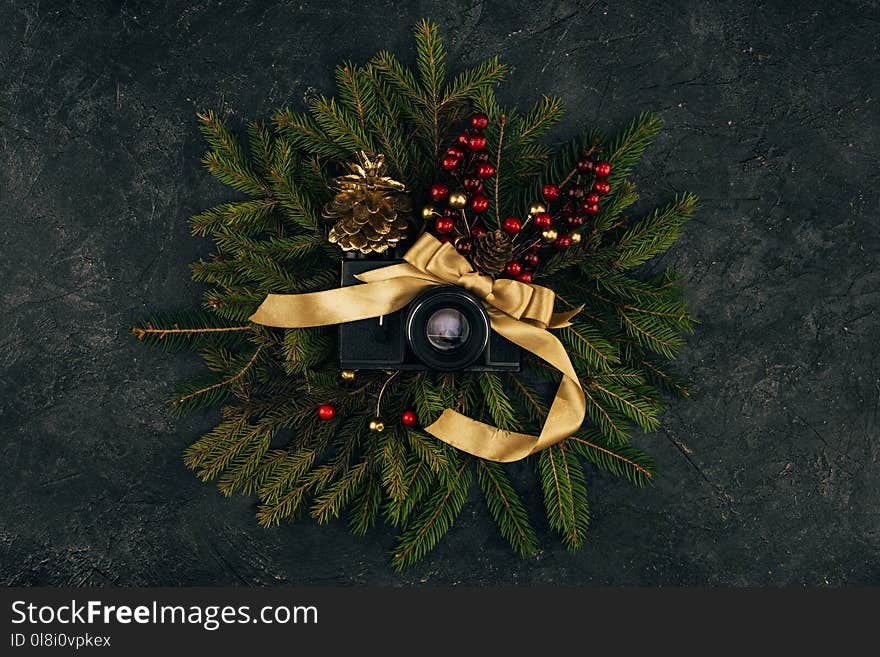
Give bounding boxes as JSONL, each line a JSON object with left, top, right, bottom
{"left": 537, "top": 443, "right": 590, "bottom": 551}
{"left": 477, "top": 460, "right": 538, "bottom": 557}
{"left": 197, "top": 111, "right": 268, "bottom": 197}
{"left": 568, "top": 430, "right": 657, "bottom": 487}
{"left": 392, "top": 458, "right": 472, "bottom": 570}
{"left": 611, "top": 193, "right": 698, "bottom": 270}
{"left": 478, "top": 371, "right": 518, "bottom": 431}
{"left": 131, "top": 311, "right": 252, "bottom": 352}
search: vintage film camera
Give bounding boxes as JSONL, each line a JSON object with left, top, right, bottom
{"left": 338, "top": 258, "right": 521, "bottom": 372}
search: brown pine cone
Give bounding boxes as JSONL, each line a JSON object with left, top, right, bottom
{"left": 472, "top": 229, "right": 514, "bottom": 277}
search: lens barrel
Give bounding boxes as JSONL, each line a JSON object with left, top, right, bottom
{"left": 405, "top": 287, "right": 490, "bottom": 371}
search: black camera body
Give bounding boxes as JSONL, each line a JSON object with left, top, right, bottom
{"left": 338, "top": 259, "right": 521, "bottom": 372}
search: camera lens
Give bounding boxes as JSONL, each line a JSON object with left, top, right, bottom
{"left": 425, "top": 308, "right": 470, "bottom": 352}
{"left": 405, "top": 287, "right": 490, "bottom": 371}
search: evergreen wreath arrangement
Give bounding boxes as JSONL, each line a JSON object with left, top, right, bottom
{"left": 133, "top": 20, "right": 697, "bottom": 569}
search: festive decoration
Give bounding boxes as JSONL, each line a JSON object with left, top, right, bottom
{"left": 325, "top": 152, "right": 411, "bottom": 254}
{"left": 133, "top": 20, "right": 697, "bottom": 570}
{"left": 505, "top": 261, "right": 523, "bottom": 276}
{"left": 541, "top": 184, "right": 560, "bottom": 202}
{"left": 448, "top": 191, "right": 467, "bottom": 208}
{"left": 502, "top": 216, "right": 522, "bottom": 234}
{"left": 528, "top": 202, "right": 547, "bottom": 216}
{"left": 534, "top": 212, "right": 553, "bottom": 229}
{"left": 472, "top": 229, "right": 515, "bottom": 276}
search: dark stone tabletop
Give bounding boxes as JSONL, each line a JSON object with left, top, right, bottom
{"left": 1, "top": 0, "right": 878, "bottom": 586}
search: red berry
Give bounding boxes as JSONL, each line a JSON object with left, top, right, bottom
{"left": 556, "top": 235, "right": 572, "bottom": 250}
{"left": 471, "top": 225, "right": 487, "bottom": 237}
{"left": 593, "top": 180, "right": 611, "bottom": 196}
{"left": 577, "top": 156, "right": 595, "bottom": 173}
{"left": 566, "top": 185, "right": 584, "bottom": 199}
{"left": 470, "top": 194, "right": 489, "bottom": 213}
{"left": 455, "top": 238, "right": 473, "bottom": 255}
{"left": 522, "top": 253, "right": 539, "bottom": 269}
{"left": 505, "top": 261, "right": 522, "bottom": 276}
{"left": 594, "top": 161, "right": 611, "bottom": 178}
{"left": 516, "top": 271, "right": 533, "bottom": 284}
{"left": 463, "top": 177, "right": 482, "bottom": 191}
{"left": 442, "top": 154, "right": 459, "bottom": 171}
{"left": 477, "top": 162, "right": 496, "bottom": 179}
{"left": 503, "top": 216, "right": 522, "bottom": 234}
{"left": 401, "top": 409, "right": 418, "bottom": 426}
{"left": 447, "top": 146, "right": 465, "bottom": 159}
{"left": 430, "top": 183, "right": 449, "bottom": 202}
{"left": 457, "top": 132, "right": 471, "bottom": 147}
{"left": 585, "top": 192, "right": 600, "bottom": 205}
{"left": 583, "top": 203, "right": 600, "bottom": 216}
{"left": 473, "top": 151, "right": 490, "bottom": 163}
{"left": 318, "top": 404, "right": 335, "bottom": 420}
{"left": 542, "top": 184, "right": 560, "bottom": 201}
{"left": 467, "top": 134, "right": 487, "bottom": 151}
{"left": 436, "top": 217, "right": 455, "bottom": 233}
{"left": 534, "top": 212, "right": 553, "bottom": 229}
{"left": 470, "top": 113, "right": 489, "bottom": 131}
{"left": 567, "top": 214, "right": 585, "bottom": 227}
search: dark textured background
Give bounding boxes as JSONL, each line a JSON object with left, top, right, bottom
{"left": 1, "top": 0, "right": 878, "bottom": 586}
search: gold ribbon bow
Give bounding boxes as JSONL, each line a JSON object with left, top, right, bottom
{"left": 248, "top": 233, "right": 585, "bottom": 462}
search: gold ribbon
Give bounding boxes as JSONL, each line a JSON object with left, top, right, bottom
{"left": 248, "top": 233, "right": 585, "bottom": 462}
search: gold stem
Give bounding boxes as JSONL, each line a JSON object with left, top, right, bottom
{"left": 559, "top": 166, "right": 579, "bottom": 189}
{"left": 375, "top": 370, "right": 400, "bottom": 417}
{"left": 173, "top": 347, "right": 262, "bottom": 405}
{"left": 494, "top": 114, "right": 507, "bottom": 228}
{"left": 131, "top": 324, "right": 252, "bottom": 340}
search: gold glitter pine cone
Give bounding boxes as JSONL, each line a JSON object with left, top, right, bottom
{"left": 325, "top": 152, "right": 411, "bottom": 254}
{"left": 472, "top": 229, "right": 514, "bottom": 277}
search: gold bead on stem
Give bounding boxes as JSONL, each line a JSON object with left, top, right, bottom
{"left": 448, "top": 192, "right": 468, "bottom": 209}
{"left": 528, "top": 202, "right": 547, "bottom": 216}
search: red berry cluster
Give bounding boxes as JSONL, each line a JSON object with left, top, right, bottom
{"left": 499, "top": 151, "right": 611, "bottom": 276}
{"left": 424, "top": 113, "right": 495, "bottom": 249}
{"left": 424, "top": 117, "right": 612, "bottom": 282}
{"left": 529, "top": 151, "right": 612, "bottom": 247}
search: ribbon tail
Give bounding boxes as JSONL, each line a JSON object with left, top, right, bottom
{"left": 547, "top": 305, "right": 583, "bottom": 329}
{"left": 424, "top": 410, "right": 538, "bottom": 463}
{"left": 424, "top": 310, "right": 586, "bottom": 462}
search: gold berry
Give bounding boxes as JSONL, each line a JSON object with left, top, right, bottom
{"left": 422, "top": 205, "right": 437, "bottom": 220}
{"left": 448, "top": 192, "right": 468, "bottom": 209}
{"left": 340, "top": 370, "right": 356, "bottom": 381}
{"left": 541, "top": 228, "right": 558, "bottom": 242}
{"left": 570, "top": 231, "right": 582, "bottom": 244}
{"left": 369, "top": 418, "right": 386, "bottom": 432}
{"left": 528, "top": 202, "right": 547, "bottom": 216}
